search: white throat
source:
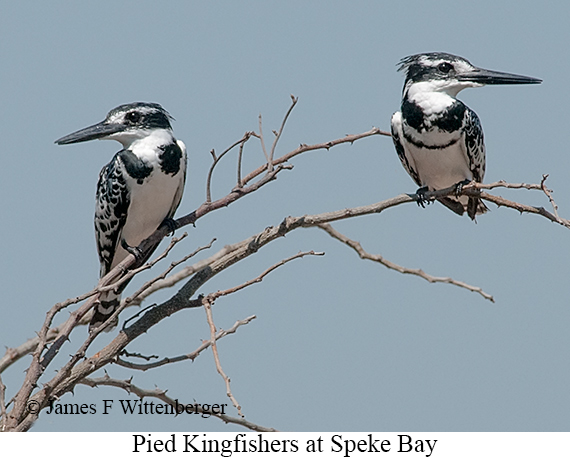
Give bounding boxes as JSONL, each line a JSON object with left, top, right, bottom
{"left": 106, "top": 128, "right": 174, "bottom": 150}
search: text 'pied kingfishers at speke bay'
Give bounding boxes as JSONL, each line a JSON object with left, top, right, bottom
{"left": 56, "top": 102, "right": 187, "bottom": 331}
{"left": 391, "top": 52, "right": 541, "bottom": 220}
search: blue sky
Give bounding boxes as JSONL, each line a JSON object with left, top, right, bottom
{"left": 1, "top": 1, "right": 568, "bottom": 432}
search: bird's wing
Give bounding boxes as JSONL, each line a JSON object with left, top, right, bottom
{"left": 462, "top": 107, "right": 486, "bottom": 183}
{"left": 461, "top": 107, "right": 488, "bottom": 219}
{"left": 391, "top": 111, "right": 421, "bottom": 186}
{"left": 94, "top": 153, "right": 130, "bottom": 277}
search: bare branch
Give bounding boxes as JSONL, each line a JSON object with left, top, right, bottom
{"left": 115, "top": 315, "right": 256, "bottom": 371}
{"left": 203, "top": 299, "right": 243, "bottom": 417}
{"left": 318, "top": 223, "right": 494, "bottom": 302}
{"left": 78, "top": 374, "right": 277, "bottom": 432}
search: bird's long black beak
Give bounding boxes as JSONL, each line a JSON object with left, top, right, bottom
{"left": 55, "top": 121, "right": 125, "bottom": 145}
{"left": 459, "top": 67, "right": 542, "bottom": 86}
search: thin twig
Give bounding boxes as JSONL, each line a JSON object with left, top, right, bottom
{"left": 236, "top": 135, "right": 249, "bottom": 188}
{"left": 540, "top": 174, "right": 559, "bottom": 219}
{"left": 119, "top": 350, "right": 159, "bottom": 362}
{"left": 481, "top": 191, "right": 570, "bottom": 228}
{"left": 115, "top": 315, "right": 256, "bottom": 371}
{"left": 206, "top": 133, "right": 252, "bottom": 203}
{"left": 257, "top": 114, "right": 269, "bottom": 165}
{"left": 208, "top": 250, "right": 324, "bottom": 301}
{"left": 203, "top": 299, "right": 243, "bottom": 416}
{"left": 241, "top": 127, "right": 388, "bottom": 186}
{"left": 473, "top": 180, "right": 544, "bottom": 191}
{"left": 318, "top": 223, "right": 495, "bottom": 302}
{"left": 0, "top": 373, "right": 7, "bottom": 431}
{"left": 78, "top": 373, "right": 276, "bottom": 432}
{"left": 268, "top": 95, "right": 298, "bottom": 169}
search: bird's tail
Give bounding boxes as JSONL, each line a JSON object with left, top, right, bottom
{"left": 437, "top": 195, "right": 488, "bottom": 221}
{"left": 90, "top": 290, "right": 120, "bottom": 332}
{"left": 466, "top": 196, "right": 488, "bottom": 221}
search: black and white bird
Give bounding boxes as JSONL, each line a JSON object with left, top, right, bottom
{"left": 391, "top": 52, "right": 541, "bottom": 220}
{"left": 56, "top": 102, "right": 187, "bottom": 331}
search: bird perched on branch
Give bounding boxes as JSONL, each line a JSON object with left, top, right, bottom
{"left": 391, "top": 52, "right": 541, "bottom": 220}
{"left": 56, "top": 102, "right": 187, "bottom": 331}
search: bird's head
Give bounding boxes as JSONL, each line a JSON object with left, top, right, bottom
{"left": 398, "top": 52, "right": 541, "bottom": 97}
{"left": 55, "top": 102, "right": 174, "bottom": 148}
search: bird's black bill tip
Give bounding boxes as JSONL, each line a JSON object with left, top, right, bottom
{"left": 55, "top": 121, "right": 125, "bottom": 145}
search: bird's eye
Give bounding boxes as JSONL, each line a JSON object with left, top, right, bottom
{"left": 126, "top": 111, "right": 141, "bottom": 123}
{"left": 438, "top": 62, "right": 453, "bottom": 73}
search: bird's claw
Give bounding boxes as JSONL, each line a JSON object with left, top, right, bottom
{"left": 160, "top": 217, "right": 178, "bottom": 236}
{"left": 455, "top": 179, "right": 472, "bottom": 197}
{"left": 416, "top": 186, "right": 432, "bottom": 208}
{"left": 121, "top": 238, "right": 143, "bottom": 260}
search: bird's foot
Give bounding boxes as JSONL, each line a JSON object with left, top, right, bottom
{"left": 160, "top": 217, "right": 178, "bottom": 236}
{"left": 454, "top": 179, "right": 472, "bottom": 197}
{"left": 121, "top": 238, "right": 143, "bottom": 261}
{"left": 416, "top": 186, "right": 433, "bottom": 208}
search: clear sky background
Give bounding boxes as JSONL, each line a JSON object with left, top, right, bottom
{"left": 1, "top": 1, "right": 568, "bottom": 432}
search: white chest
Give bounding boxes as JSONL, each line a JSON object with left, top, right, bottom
{"left": 405, "top": 140, "right": 472, "bottom": 190}
{"left": 119, "top": 138, "right": 186, "bottom": 249}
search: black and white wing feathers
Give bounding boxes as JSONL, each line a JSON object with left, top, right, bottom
{"left": 463, "top": 107, "right": 486, "bottom": 184}
{"left": 94, "top": 153, "right": 130, "bottom": 277}
{"left": 462, "top": 107, "right": 488, "bottom": 219}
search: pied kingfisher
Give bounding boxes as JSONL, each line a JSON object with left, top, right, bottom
{"left": 56, "top": 102, "right": 187, "bottom": 331}
{"left": 391, "top": 52, "right": 541, "bottom": 220}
